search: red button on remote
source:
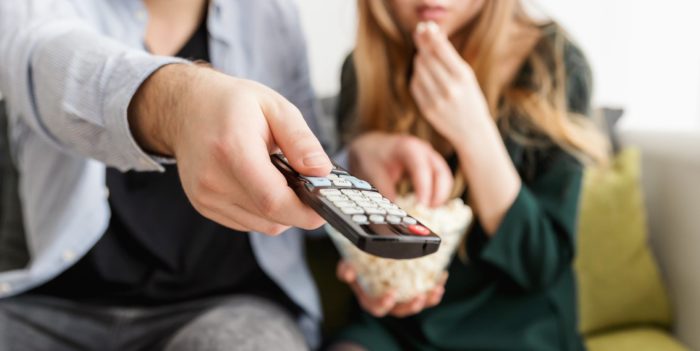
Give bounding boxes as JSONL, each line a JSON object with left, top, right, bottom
{"left": 408, "top": 224, "right": 430, "bottom": 236}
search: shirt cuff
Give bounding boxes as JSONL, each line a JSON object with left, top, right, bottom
{"left": 103, "top": 55, "right": 190, "bottom": 172}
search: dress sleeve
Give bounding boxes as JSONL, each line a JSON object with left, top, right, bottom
{"left": 468, "top": 151, "right": 583, "bottom": 291}
{"left": 466, "top": 37, "right": 593, "bottom": 291}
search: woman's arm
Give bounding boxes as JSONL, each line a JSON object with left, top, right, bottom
{"left": 411, "top": 22, "right": 521, "bottom": 234}
{"left": 412, "top": 23, "right": 590, "bottom": 290}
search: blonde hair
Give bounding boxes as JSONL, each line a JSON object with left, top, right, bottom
{"left": 353, "top": 0, "right": 609, "bottom": 198}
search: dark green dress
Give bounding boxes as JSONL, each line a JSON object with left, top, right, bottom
{"left": 333, "top": 27, "right": 592, "bottom": 351}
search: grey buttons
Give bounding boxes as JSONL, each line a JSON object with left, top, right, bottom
{"left": 352, "top": 215, "right": 368, "bottom": 224}
{"left": 341, "top": 207, "right": 364, "bottom": 215}
{"left": 403, "top": 217, "right": 417, "bottom": 225}
{"left": 364, "top": 207, "right": 387, "bottom": 215}
{"left": 363, "top": 191, "right": 382, "bottom": 199}
{"left": 320, "top": 189, "right": 341, "bottom": 196}
{"left": 386, "top": 215, "right": 402, "bottom": 224}
{"left": 387, "top": 209, "right": 407, "bottom": 217}
{"left": 369, "top": 215, "right": 385, "bottom": 223}
{"left": 332, "top": 179, "right": 352, "bottom": 187}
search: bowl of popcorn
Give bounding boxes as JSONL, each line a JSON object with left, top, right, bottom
{"left": 326, "top": 194, "right": 473, "bottom": 302}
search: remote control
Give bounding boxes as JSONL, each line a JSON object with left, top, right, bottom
{"left": 271, "top": 153, "right": 441, "bottom": 259}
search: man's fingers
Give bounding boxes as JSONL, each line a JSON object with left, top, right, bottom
{"left": 236, "top": 137, "right": 326, "bottom": 230}
{"left": 263, "top": 97, "right": 332, "bottom": 177}
{"left": 208, "top": 201, "right": 290, "bottom": 235}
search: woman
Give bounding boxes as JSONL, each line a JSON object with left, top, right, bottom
{"left": 331, "top": 0, "right": 608, "bottom": 350}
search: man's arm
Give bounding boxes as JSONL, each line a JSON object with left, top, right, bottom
{"left": 0, "top": 1, "right": 185, "bottom": 171}
{"left": 0, "top": 1, "right": 334, "bottom": 235}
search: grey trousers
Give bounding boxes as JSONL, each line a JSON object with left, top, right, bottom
{"left": 0, "top": 294, "right": 308, "bottom": 351}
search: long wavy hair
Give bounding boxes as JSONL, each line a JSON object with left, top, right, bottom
{"left": 353, "top": 0, "right": 608, "bottom": 197}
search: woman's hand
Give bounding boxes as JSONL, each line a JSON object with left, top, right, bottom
{"left": 411, "top": 22, "right": 522, "bottom": 235}
{"left": 337, "top": 260, "right": 447, "bottom": 318}
{"left": 349, "top": 132, "right": 453, "bottom": 207}
{"left": 410, "top": 21, "right": 492, "bottom": 145}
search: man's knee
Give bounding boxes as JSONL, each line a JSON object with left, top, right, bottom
{"left": 165, "top": 296, "right": 307, "bottom": 351}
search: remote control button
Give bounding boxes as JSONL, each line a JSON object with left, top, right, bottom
{"left": 341, "top": 175, "right": 373, "bottom": 190}
{"left": 327, "top": 173, "right": 340, "bottom": 179}
{"left": 386, "top": 215, "right": 402, "bottom": 224}
{"left": 387, "top": 209, "right": 407, "bottom": 217}
{"left": 320, "top": 189, "right": 341, "bottom": 196}
{"left": 325, "top": 195, "right": 348, "bottom": 202}
{"left": 304, "top": 176, "right": 332, "bottom": 187}
{"left": 331, "top": 165, "right": 349, "bottom": 175}
{"left": 352, "top": 215, "right": 368, "bottom": 224}
{"left": 341, "top": 206, "right": 364, "bottom": 215}
{"left": 408, "top": 224, "right": 430, "bottom": 236}
{"left": 341, "top": 189, "right": 361, "bottom": 195}
{"left": 369, "top": 215, "right": 385, "bottom": 223}
{"left": 362, "top": 191, "right": 382, "bottom": 199}
{"left": 335, "top": 201, "right": 356, "bottom": 208}
{"left": 355, "top": 200, "right": 376, "bottom": 208}
{"left": 373, "top": 197, "right": 391, "bottom": 204}
{"left": 378, "top": 203, "right": 399, "bottom": 210}
{"left": 333, "top": 179, "right": 353, "bottom": 187}
{"left": 364, "top": 207, "right": 387, "bottom": 215}
{"left": 348, "top": 195, "right": 366, "bottom": 203}
{"left": 402, "top": 217, "right": 417, "bottom": 225}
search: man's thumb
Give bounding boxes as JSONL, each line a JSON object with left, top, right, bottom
{"left": 265, "top": 99, "right": 332, "bottom": 177}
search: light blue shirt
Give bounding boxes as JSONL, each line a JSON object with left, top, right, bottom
{"left": 0, "top": 0, "right": 328, "bottom": 347}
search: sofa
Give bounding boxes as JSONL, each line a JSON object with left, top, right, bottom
{"left": 618, "top": 128, "right": 700, "bottom": 350}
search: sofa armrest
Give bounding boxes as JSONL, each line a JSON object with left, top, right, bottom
{"left": 621, "top": 129, "right": 700, "bottom": 350}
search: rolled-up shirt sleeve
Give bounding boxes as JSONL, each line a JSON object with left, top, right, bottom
{"left": 0, "top": 2, "right": 187, "bottom": 172}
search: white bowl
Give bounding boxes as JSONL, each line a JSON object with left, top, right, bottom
{"left": 327, "top": 195, "right": 472, "bottom": 302}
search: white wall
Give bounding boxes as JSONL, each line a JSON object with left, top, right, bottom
{"left": 532, "top": 0, "right": 700, "bottom": 131}
{"left": 297, "top": 0, "right": 700, "bottom": 131}
{"left": 297, "top": 0, "right": 357, "bottom": 98}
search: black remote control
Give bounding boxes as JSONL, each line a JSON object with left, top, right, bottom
{"left": 271, "top": 153, "right": 441, "bottom": 259}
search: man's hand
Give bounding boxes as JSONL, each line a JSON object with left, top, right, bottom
{"left": 337, "top": 260, "right": 447, "bottom": 318}
{"left": 129, "top": 64, "right": 332, "bottom": 235}
{"left": 348, "top": 132, "right": 453, "bottom": 207}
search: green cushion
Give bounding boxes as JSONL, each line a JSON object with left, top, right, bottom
{"left": 586, "top": 327, "right": 688, "bottom": 351}
{"left": 575, "top": 148, "right": 672, "bottom": 335}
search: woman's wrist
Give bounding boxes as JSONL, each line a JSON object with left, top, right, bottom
{"left": 453, "top": 113, "right": 500, "bottom": 163}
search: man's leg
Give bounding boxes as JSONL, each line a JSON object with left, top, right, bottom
{"left": 163, "top": 296, "right": 307, "bottom": 351}
{"left": 0, "top": 295, "right": 114, "bottom": 351}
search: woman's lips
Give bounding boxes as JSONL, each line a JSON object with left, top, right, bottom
{"left": 417, "top": 5, "right": 447, "bottom": 21}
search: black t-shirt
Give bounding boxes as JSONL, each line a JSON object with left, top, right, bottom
{"left": 30, "top": 17, "right": 300, "bottom": 316}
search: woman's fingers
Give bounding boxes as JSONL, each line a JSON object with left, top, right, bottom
{"left": 398, "top": 139, "right": 436, "bottom": 206}
{"left": 336, "top": 260, "right": 357, "bottom": 283}
{"left": 429, "top": 151, "right": 454, "bottom": 207}
{"left": 337, "top": 261, "right": 398, "bottom": 317}
{"left": 389, "top": 294, "right": 428, "bottom": 318}
{"left": 413, "top": 55, "right": 443, "bottom": 100}
{"left": 415, "top": 49, "right": 453, "bottom": 96}
{"left": 415, "top": 21, "right": 469, "bottom": 78}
